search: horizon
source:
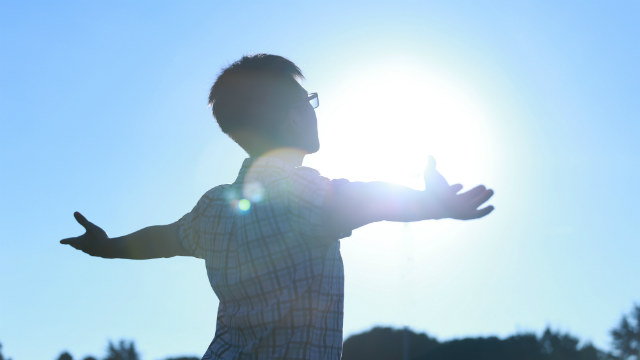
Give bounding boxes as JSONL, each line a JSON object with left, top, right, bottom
{"left": 5, "top": 323, "right": 627, "bottom": 360}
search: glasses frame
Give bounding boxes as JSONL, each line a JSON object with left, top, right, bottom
{"left": 307, "top": 92, "right": 319, "bottom": 109}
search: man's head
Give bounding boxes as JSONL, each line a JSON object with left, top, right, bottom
{"left": 209, "top": 54, "right": 319, "bottom": 157}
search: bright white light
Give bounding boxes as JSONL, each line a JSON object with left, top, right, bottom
{"left": 312, "top": 58, "right": 495, "bottom": 191}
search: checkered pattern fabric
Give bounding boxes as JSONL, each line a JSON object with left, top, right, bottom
{"left": 178, "top": 156, "right": 351, "bottom": 359}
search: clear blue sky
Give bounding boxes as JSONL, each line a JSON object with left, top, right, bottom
{"left": 1, "top": 1, "right": 639, "bottom": 359}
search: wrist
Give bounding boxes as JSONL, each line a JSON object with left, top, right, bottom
{"left": 103, "top": 236, "right": 125, "bottom": 258}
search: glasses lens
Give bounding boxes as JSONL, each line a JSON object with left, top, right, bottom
{"left": 309, "top": 93, "right": 319, "bottom": 109}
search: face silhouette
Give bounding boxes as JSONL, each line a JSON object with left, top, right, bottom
{"left": 287, "top": 87, "right": 320, "bottom": 154}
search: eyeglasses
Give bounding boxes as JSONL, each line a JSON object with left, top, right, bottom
{"left": 307, "top": 92, "right": 319, "bottom": 109}
{"left": 291, "top": 92, "right": 319, "bottom": 109}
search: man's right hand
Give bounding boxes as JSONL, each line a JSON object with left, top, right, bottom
{"left": 60, "top": 212, "right": 117, "bottom": 258}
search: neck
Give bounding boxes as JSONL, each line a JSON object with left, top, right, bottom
{"left": 251, "top": 147, "right": 305, "bottom": 166}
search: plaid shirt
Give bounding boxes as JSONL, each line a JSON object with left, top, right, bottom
{"left": 178, "top": 156, "right": 351, "bottom": 359}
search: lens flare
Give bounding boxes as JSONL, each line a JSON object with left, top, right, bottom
{"left": 244, "top": 182, "right": 265, "bottom": 203}
{"left": 238, "top": 199, "right": 251, "bottom": 212}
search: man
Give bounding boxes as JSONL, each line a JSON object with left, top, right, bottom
{"left": 61, "top": 54, "right": 494, "bottom": 359}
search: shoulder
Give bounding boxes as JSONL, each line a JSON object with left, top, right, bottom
{"left": 291, "top": 166, "right": 351, "bottom": 188}
{"left": 291, "top": 166, "right": 323, "bottom": 180}
{"left": 193, "top": 184, "right": 233, "bottom": 210}
{"left": 288, "top": 166, "right": 331, "bottom": 190}
{"left": 287, "top": 166, "right": 352, "bottom": 203}
{"left": 287, "top": 167, "right": 354, "bottom": 238}
{"left": 203, "top": 184, "right": 232, "bottom": 198}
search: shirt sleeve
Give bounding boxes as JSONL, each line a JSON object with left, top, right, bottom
{"left": 177, "top": 191, "right": 213, "bottom": 259}
{"left": 288, "top": 167, "right": 353, "bottom": 241}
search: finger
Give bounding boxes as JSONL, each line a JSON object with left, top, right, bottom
{"left": 60, "top": 236, "right": 80, "bottom": 248}
{"left": 425, "top": 156, "right": 439, "bottom": 176}
{"left": 458, "top": 185, "right": 487, "bottom": 201}
{"left": 474, "top": 205, "right": 494, "bottom": 218}
{"left": 60, "top": 237, "right": 73, "bottom": 244}
{"left": 424, "top": 156, "right": 435, "bottom": 181}
{"left": 449, "top": 184, "right": 463, "bottom": 194}
{"left": 472, "top": 189, "right": 494, "bottom": 208}
{"left": 427, "top": 156, "right": 436, "bottom": 171}
{"left": 74, "top": 211, "right": 91, "bottom": 229}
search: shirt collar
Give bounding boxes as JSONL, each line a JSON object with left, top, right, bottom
{"left": 235, "top": 154, "right": 302, "bottom": 184}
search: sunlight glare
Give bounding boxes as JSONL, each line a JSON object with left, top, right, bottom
{"left": 315, "top": 58, "right": 495, "bottom": 191}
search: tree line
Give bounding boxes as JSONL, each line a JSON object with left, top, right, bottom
{"left": 342, "top": 304, "right": 640, "bottom": 360}
{"left": 0, "top": 340, "right": 196, "bottom": 360}
{"left": 1, "top": 304, "right": 639, "bottom": 360}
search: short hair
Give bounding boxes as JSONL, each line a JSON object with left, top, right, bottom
{"left": 208, "top": 54, "right": 305, "bottom": 152}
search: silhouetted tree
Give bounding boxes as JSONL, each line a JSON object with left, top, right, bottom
{"left": 57, "top": 351, "right": 73, "bottom": 360}
{"left": 342, "top": 326, "right": 439, "bottom": 360}
{"left": 82, "top": 356, "right": 98, "bottom": 360}
{"left": 424, "top": 335, "right": 544, "bottom": 360}
{"left": 578, "top": 343, "right": 619, "bottom": 360}
{"left": 540, "top": 328, "right": 616, "bottom": 360}
{"left": 105, "top": 340, "right": 139, "bottom": 360}
{"left": 611, "top": 304, "right": 640, "bottom": 360}
{"left": 426, "top": 328, "right": 613, "bottom": 360}
{"left": 342, "top": 326, "right": 617, "bottom": 360}
{"left": 540, "top": 328, "right": 582, "bottom": 360}
{"left": 0, "top": 342, "right": 12, "bottom": 360}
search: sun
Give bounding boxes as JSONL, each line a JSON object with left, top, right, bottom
{"left": 304, "top": 56, "right": 499, "bottom": 274}
{"left": 309, "top": 57, "right": 495, "bottom": 191}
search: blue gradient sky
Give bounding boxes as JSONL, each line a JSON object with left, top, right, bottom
{"left": 1, "top": 1, "right": 639, "bottom": 359}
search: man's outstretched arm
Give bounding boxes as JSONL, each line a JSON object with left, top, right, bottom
{"left": 60, "top": 212, "right": 188, "bottom": 259}
{"left": 328, "top": 158, "right": 495, "bottom": 233}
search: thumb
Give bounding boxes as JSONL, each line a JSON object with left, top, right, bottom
{"left": 424, "top": 155, "right": 437, "bottom": 184}
{"left": 427, "top": 156, "right": 436, "bottom": 173}
{"left": 74, "top": 211, "right": 91, "bottom": 229}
